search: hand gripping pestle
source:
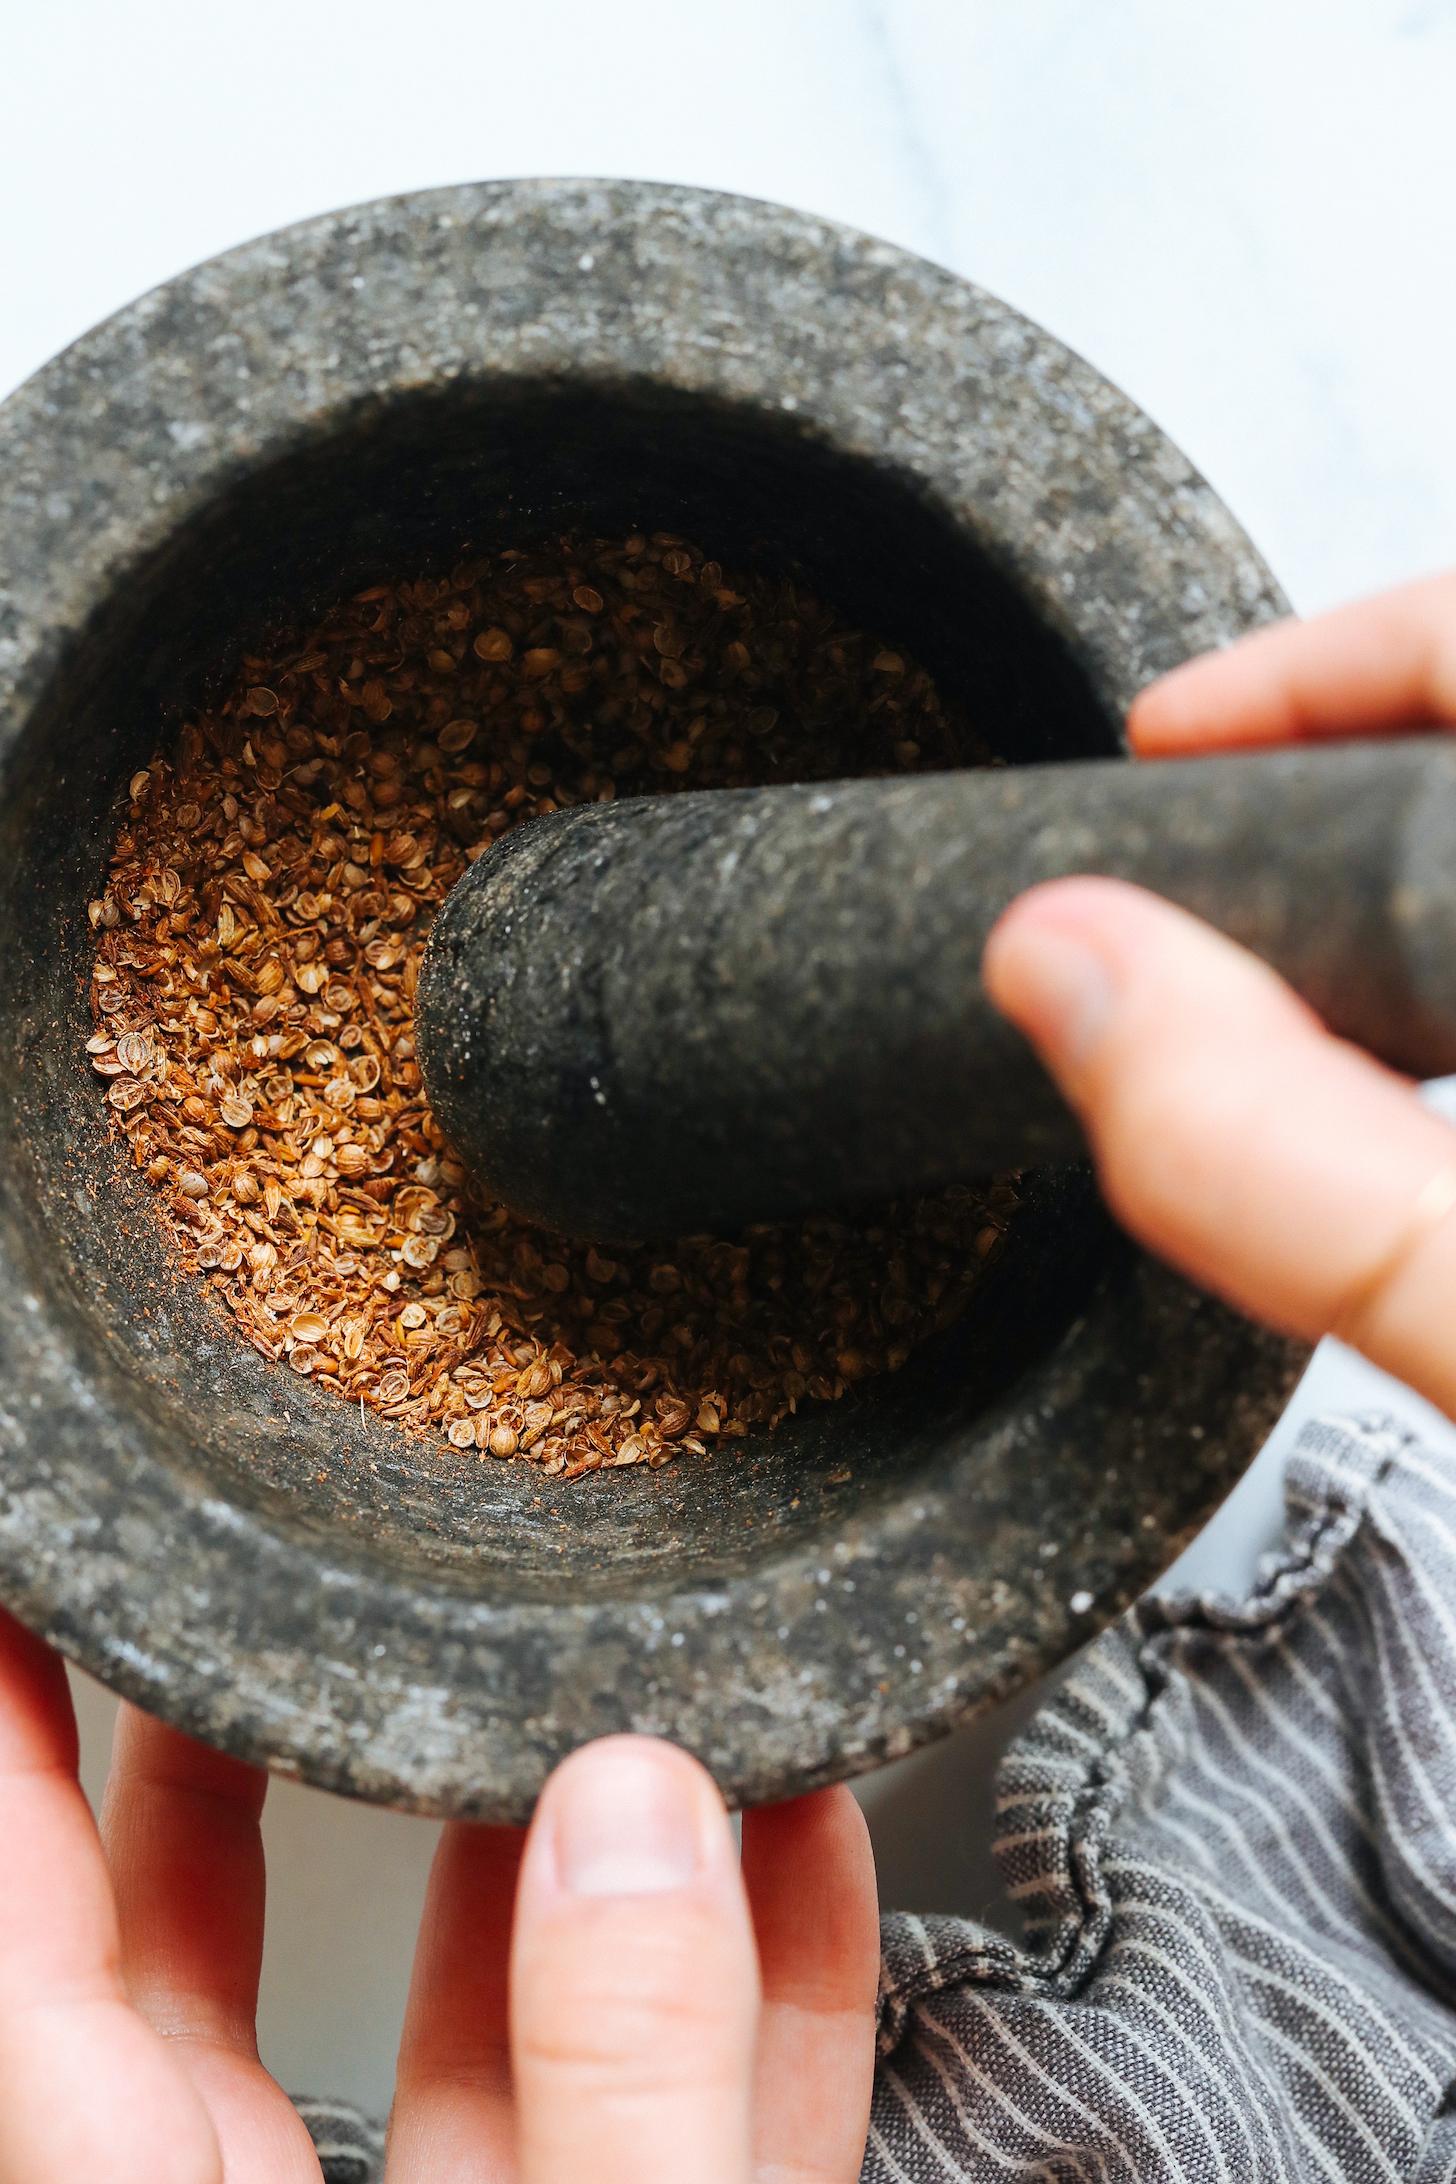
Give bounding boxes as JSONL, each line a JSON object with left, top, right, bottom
{"left": 415, "top": 738, "right": 1456, "bottom": 1240}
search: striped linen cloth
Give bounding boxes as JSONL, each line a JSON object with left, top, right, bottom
{"left": 298, "top": 1412, "right": 1456, "bottom": 2182}
{"left": 292, "top": 2098, "right": 384, "bottom": 2182}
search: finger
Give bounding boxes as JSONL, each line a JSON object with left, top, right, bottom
{"left": 100, "top": 1706, "right": 320, "bottom": 2183}
{"left": 984, "top": 877, "right": 1456, "bottom": 1419}
{"left": 386, "top": 1823, "right": 523, "bottom": 2182}
{"left": 743, "top": 1788, "right": 879, "bottom": 2184}
{"left": 511, "top": 1737, "right": 757, "bottom": 2184}
{"left": 102, "top": 1706, "right": 267, "bottom": 2049}
{"left": 0, "top": 1617, "right": 219, "bottom": 2183}
{"left": 1129, "top": 568, "right": 1456, "bottom": 754}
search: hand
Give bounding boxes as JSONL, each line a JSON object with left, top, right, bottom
{"left": 0, "top": 1619, "right": 878, "bottom": 2182}
{"left": 985, "top": 568, "right": 1456, "bottom": 1419}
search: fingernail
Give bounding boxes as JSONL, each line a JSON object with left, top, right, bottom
{"left": 991, "top": 918, "right": 1115, "bottom": 1085}
{"left": 553, "top": 1743, "right": 708, "bottom": 1897}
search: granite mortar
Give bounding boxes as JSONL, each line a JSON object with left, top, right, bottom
{"left": 0, "top": 179, "right": 1301, "bottom": 1817}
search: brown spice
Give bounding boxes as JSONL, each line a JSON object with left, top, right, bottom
{"left": 87, "top": 531, "right": 1018, "bottom": 1478}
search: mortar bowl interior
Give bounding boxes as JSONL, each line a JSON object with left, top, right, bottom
{"left": 4, "top": 382, "right": 1116, "bottom": 1588}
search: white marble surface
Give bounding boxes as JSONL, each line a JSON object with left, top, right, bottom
{"left": 6, "top": 0, "right": 1456, "bottom": 2116}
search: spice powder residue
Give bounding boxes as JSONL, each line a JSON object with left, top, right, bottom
{"left": 86, "top": 532, "right": 1018, "bottom": 1479}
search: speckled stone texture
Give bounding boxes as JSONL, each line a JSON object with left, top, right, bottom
{"left": 0, "top": 179, "right": 1300, "bottom": 1818}
{"left": 419, "top": 742, "right": 1456, "bottom": 1239}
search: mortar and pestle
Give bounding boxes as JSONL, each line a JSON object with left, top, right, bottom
{"left": 0, "top": 177, "right": 1350, "bottom": 1819}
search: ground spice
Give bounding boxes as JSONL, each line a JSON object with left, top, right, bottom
{"left": 86, "top": 532, "right": 1017, "bottom": 1477}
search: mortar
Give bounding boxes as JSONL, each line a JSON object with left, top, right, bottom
{"left": 0, "top": 179, "right": 1300, "bottom": 1818}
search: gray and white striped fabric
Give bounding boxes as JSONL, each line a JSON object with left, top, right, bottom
{"left": 297, "top": 1412, "right": 1456, "bottom": 2181}
{"left": 872, "top": 1413, "right": 1456, "bottom": 2181}
{"left": 292, "top": 2097, "right": 384, "bottom": 2183}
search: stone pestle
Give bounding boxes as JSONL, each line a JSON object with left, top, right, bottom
{"left": 416, "top": 736, "right": 1456, "bottom": 1241}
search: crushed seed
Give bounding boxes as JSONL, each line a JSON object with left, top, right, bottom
{"left": 87, "top": 531, "right": 1018, "bottom": 1478}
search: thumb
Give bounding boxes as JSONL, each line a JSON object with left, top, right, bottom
{"left": 510, "top": 1737, "right": 757, "bottom": 2184}
{"left": 984, "top": 876, "right": 1456, "bottom": 1419}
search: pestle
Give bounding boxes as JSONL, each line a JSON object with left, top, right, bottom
{"left": 416, "top": 737, "right": 1456, "bottom": 1240}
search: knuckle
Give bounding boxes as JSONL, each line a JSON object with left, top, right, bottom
{"left": 516, "top": 2014, "right": 736, "bottom": 2105}
{"left": 515, "top": 1900, "right": 747, "bottom": 2094}
{"left": 1090, "top": 1047, "right": 1254, "bottom": 1235}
